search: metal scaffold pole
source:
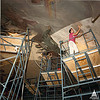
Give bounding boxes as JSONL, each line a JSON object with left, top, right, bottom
{"left": 59, "top": 29, "right": 100, "bottom": 100}
{"left": 0, "top": 29, "right": 32, "bottom": 100}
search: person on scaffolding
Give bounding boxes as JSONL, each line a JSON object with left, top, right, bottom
{"left": 69, "top": 25, "right": 81, "bottom": 55}
{"left": 47, "top": 52, "right": 52, "bottom": 71}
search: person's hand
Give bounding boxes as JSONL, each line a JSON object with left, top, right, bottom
{"left": 78, "top": 25, "right": 81, "bottom": 29}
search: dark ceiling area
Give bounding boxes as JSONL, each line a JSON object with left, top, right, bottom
{"left": 1, "top": 0, "right": 100, "bottom": 53}
{"left": 1, "top": 0, "right": 100, "bottom": 31}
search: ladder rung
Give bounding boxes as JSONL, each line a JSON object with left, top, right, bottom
{"left": 39, "top": 79, "right": 62, "bottom": 83}
{"left": 36, "top": 96, "right": 62, "bottom": 99}
{"left": 39, "top": 84, "right": 62, "bottom": 87}
{"left": 47, "top": 90, "right": 61, "bottom": 92}
{"left": 47, "top": 90, "right": 54, "bottom": 92}
{"left": 86, "top": 38, "right": 94, "bottom": 42}
{"left": 78, "top": 72, "right": 91, "bottom": 76}
{"left": 76, "top": 57, "right": 86, "bottom": 61}
{"left": 76, "top": 64, "right": 88, "bottom": 69}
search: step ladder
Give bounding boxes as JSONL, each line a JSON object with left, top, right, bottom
{"left": 72, "top": 52, "right": 97, "bottom": 83}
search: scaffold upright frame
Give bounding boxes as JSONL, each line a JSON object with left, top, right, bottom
{"left": 35, "top": 56, "right": 62, "bottom": 100}
{"left": 0, "top": 29, "right": 31, "bottom": 100}
{"left": 59, "top": 29, "right": 100, "bottom": 100}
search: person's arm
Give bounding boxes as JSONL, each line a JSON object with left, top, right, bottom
{"left": 73, "top": 25, "right": 81, "bottom": 35}
{"left": 61, "top": 41, "right": 66, "bottom": 44}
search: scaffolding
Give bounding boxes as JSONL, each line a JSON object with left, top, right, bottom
{"left": 35, "top": 29, "right": 100, "bottom": 100}
{"left": 0, "top": 29, "right": 31, "bottom": 100}
{"left": 60, "top": 29, "right": 100, "bottom": 100}
{"left": 35, "top": 56, "right": 62, "bottom": 100}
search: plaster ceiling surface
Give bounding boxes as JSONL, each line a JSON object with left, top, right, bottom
{"left": 1, "top": 0, "right": 100, "bottom": 32}
{"left": 1, "top": 0, "right": 100, "bottom": 80}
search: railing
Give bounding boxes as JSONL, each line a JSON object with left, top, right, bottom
{"left": 59, "top": 29, "right": 100, "bottom": 100}
{"left": 0, "top": 29, "right": 31, "bottom": 100}
{"left": 59, "top": 29, "right": 100, "bottom": 58}
{"left": 41, "top": 57, "right": 61, "bottom": 72}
